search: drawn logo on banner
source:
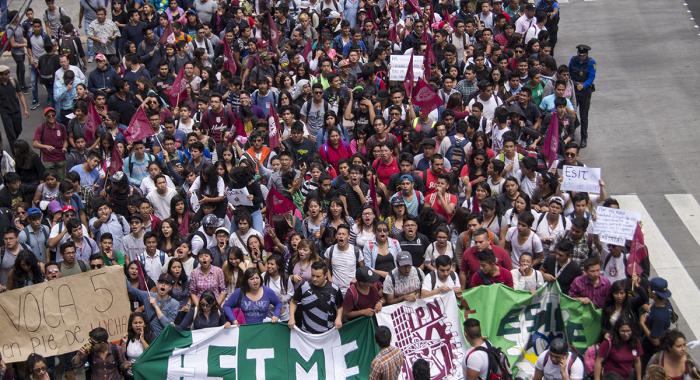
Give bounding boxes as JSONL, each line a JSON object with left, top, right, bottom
{"left": 414, "top": 86, "right": 433, "bottom": 103}
{"left": 390, "top": 298, "right": 462, "bottom": 379}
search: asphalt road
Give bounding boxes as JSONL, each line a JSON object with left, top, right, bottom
{"left": 3, "top": 0, "right": 700, "bottom": 364}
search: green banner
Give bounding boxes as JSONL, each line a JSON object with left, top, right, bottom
{"left": 462, "top": 283, "right": 601, "bottom": 378}
{"left": 133, "top": 317, "right": 378, "bottom": 380}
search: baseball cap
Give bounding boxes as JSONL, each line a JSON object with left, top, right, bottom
{"left": 215, "top": 227, "right": 230, "bottom": 236}
{"left": 27, "top": 207, "right": 42, "bottom": 218}
{"left": 421, "top": 138, "right": 436, "bottom": 147}
{"left": 549, "top": 196, "right": 565, "bottom": 207}
{"left": 327, "top": 10, "right": 341, "bottom": 19}
{"left": 60, "top": 205, "right": 76, "bottom": 214}
{"left": 95, "top": 53, "right": 107, "bottom": 61}
{"left": 44, "top": 106, "right": 56, "bottom": 116}
{"left": 48, "top": 200, "right": 62, "bottom": 214}
{"left": 158, "top": 273, "right": 174, "bottom": 285}
{"left": 399, "top": 174, "right": 414, "bottom": 183}
{"left": 0, "top": 65, "right": 10, "bottom": 73}
{"left": 397, "top": 251, "right": 413, "bottom": 267}
{"left": 391, "top": 197, "right": 405, "bottom": 206}
{"left": 650, "top": 277, "right": 672, "bottom": 299}
{"left": 356, "top": 267, "right": 380, "bottom": 283}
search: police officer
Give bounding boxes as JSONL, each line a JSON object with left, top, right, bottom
{"left": 568, "top": 44, "right": 596, "bottom": 148}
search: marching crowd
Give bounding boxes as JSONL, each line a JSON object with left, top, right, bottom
{"left": 0, "top": 0, "right": 696, "bottom": 378}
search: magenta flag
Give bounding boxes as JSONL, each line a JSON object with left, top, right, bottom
{"left": 124, "top": 107, "right": 154, "bottom": 144}
{"left": 412, "top": 79, "right": 444, "bottom": 114}
{"left": 542, "top": 113, "right": 560, "bottom": 167}
{"left": 167, "top": 67, "right": 187, "bottom": 107}
{"left": 403, "top": 53, "right": 414, "bottom": 99}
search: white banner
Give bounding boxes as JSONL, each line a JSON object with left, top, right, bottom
{"left": 226, "top": 187, "right": 253, "bottom": 206}
{"left": 376, "top": 293, "right": 467, "bottom": 380}
{"left": 390, "top": 54, "right": 425, "bottom": 81}
{"left": 561, "top": 165, "right": 601, "bottom": 193}
{"left": 593, "top": 206, "right": 640, "bottom": 245}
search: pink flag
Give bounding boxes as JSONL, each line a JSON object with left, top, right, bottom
{"left": 159, "top": 25, "right": 172, "bottom": 45}
{"left": 472, "top": 195, "right": 480, "bottom": 214}
{"left": 223, "top": 41, "right": 238, "bottom": 76}
{"left": 406, "top": 0, "right": 422, "bottom": 17}
{"left": 265, "top": 187, "right": 297, "bottom": 224}
{"left": 542, "top": 113, "right": 560, "bottom": 167}
{"left": 268, "top": 12, "right": 280, "bottom": 52}
{"left": 423, "top": 37, "right": 435, "bottom": 76}
{"left": 301, "top": 39, "right": 313, "bottom": 62}
{"left": 84, "top": 101, "right": 102, "bottom": 145}
{"left": 412, "top": 79, "right": 444, "bottom": 114}
{"left": 403, "top": 53, "right": 415, "bottom": 99}
{"left": 124, "top": 107, "right": 154, "bottom": 144}
{"left": 109, "top": 143, "right": 123, "bottom": 175}
{"left": 268, "top": 102, "right": 281, "bottom": 150}
{"left": 628, "top": 223, "right": 647, "bottom": 276}
{"left": 167, "top": 67, "right": 187, "bottom": 107}
{"left": 369, "top": 174, "right": 380, "bottom": 215}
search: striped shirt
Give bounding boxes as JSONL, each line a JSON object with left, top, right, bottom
{"left": 292, "top": 280, "right": 343, "bottom": 334}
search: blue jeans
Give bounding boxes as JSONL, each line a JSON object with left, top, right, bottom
{"left": 251, "top": 210, "right": 264, "bottom": 234}
{"left": 83, "top": 17, "right": 95, "bottom": 58}
{"left": 30, "top": 65, "right": 39, "bottom": 104}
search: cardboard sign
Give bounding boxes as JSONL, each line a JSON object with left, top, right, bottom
{"left": 561, "top": 165, "right": 601, "bottom": 193}
{"left": 594, "top": 206, "right": 640, "bottom": 245}
{"left": 0, "top": 266, "right": 130, "bottom": 363}
{"left": 390, "top": 54, "right": 425, "bottom": 81}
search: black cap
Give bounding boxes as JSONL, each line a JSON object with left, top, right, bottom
{"left": 158, "top": 273, "right": 174, "bottom": 285}
{"left": 356, "top": 267, "right": 380, "bottom": 283}
{"left": 525, "top": 3, "right": 536, "bottom": 10}
{"left": 576, "top": 44, "right": 591, "bottom": 54}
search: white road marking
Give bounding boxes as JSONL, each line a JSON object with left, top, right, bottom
{"left": 665, "top": 194, "right": 700, "bottom": 248}
{"left": 616, "top": 194, "right": 700, "bottom": 339}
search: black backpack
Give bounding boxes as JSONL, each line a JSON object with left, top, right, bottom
{"left": 445, "top": 135, "right": 469, "bottom": 171}
{"left": 465, "top": 340, "right": 513, "bottom": 380}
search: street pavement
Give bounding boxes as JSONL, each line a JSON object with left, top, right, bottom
{"left": 2, "top": 0, "right": 700, "bottom": 363}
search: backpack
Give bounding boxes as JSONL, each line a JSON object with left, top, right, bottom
{"left": 465, "top": 340, "right": 513, "bottom": 380}
{"left": 59, "top": 35, "right": 82, "bottom": 68}
{"left": 304, "top": 99, "right": 330, "bottom": 120}
{"left": 535, "top": 212, "right": 568, "bottom": 231}
{"left": 326, "top": 244, "right": 361, "bottom": 275}
{"left": 445, "top": 135, "right": 469, "bottom": 171}
{"left": 0, "top": 243, "right": 32, "bottom": 265}
{"left": 58, "top": 259, "right": 88, "bottom": 272}
{"left": 128, "top": 153, "right": 155, "bottom": 175}
{"left": 542, "top": 350, "right": 578, "bottom": 377}
{"left": 583, "top": 336, "right": 611, "bottom": 376}
{"left": 138, "top": 250, "right": 167, "bottom": 266}
{"left": 427, "top": 270, "right": 457, "bottom": 290}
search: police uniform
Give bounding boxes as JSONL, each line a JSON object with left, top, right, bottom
{"left": 568, "top": 44, "right": 596, "bottom": 148}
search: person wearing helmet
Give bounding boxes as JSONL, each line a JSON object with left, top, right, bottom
{"left": 533, "top": 338, "right": 584, "bottom": 380}
{"left": 191, "top": 214, "right": 220, "bottom": 255}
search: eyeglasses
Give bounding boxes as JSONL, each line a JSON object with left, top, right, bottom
{"left": 199, "top": 302, "right": 211, "bottom": 308}
{"left": 47, "top": 269, "right": 59, "bottom": 274}
{"left": 91, "top": 264, "right": 103, "bottom": 269}
{"left": 46, "top": 113, "right": 56, "bottom": 118}
{"left": 33, "top": 366, "right": 48, "bottom": 373}
{"left": 314, "top": 91, "right": 324, "bottom": 94}
{"left": 564, "top": 152, "right": 577, "bottom": 157}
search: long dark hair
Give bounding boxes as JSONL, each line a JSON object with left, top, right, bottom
{"left": 127, "top": 312, "right": 151, "bottom": 343}
{"left": 199, "top": 165, "right": 220, "bottom": 196}
{"left": 240, "top": 268, "right": 262, "bottom": 294}
{"left": 13, "top": 140, "right": 38, "bottom": 170}
{"left": 158, "top": 218, "right": 181, "bottom": 251}
{"left": 169, "top": 194, "right": 188, "bottom": 220}
{"left": 197, "top": 291, "right": 221, "bottom": 315}
{"left": 12, "top": 251, "right": 44, "bottom": 288}
{"left": 167, "top": 257, "right": 189, "bottom": 286}
{"left": 611, "top": 318, "right": 640, "bottom": 349}
{"left": 263, "top": 253, "right": 290, "bottom": 294}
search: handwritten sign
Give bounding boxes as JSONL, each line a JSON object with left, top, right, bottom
{"left": 226, "top": 187, "right": 253, "bottom": 206}
{"left": 389, "top": 54, "right": 425, "bottom": 81}
{"left": 0, "top": 266, "right": 130, "bottom": 363}
{"left": 593, "top": 206, "right": 640, "bottom": 246}
{"left": 561, "top": 165, "right": 601, "bottom": 193}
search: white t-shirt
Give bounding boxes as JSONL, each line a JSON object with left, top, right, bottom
{"left": 511, "top": 268, "right": 545, "bottom": 292}
{"left": 602, "top": 253, "right": 628, "bottom": 283}
{"left": 147, "top": 188, "right": 178, "bottom": 220}
{"left": 533, "top": 213, "right": 571, "bottom": 252}
{"left": 326, "top": 244, "right": 360, "bottom": 295}
{"left": 534, "top": 350, "right": 584, "bottom": 380}
{"left": 505, "top": 227, "right": 544, "bottom": 264}
{"left": 421, "top": 271, "right": 461, "bottom": 292}
{"left": 140, "top": 175, "right": 176, "bottom": 196}
{"left": 463, "top": 342, "right": 489, "bottom": 380}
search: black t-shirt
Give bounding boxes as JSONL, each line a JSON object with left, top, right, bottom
{"left": 541, "top": 256, "right": 581, "bottom": 294}
{"left": 293, "top": 280, "right": 343, "bottom": 334}
{"left": 283, "top": 138, "right": 317, "bottom": 166}
{"left": 0, "top": 78, "right": 21, "bottom": 114}
{"left": 398, "top": 232, "right": 431, "bottom": 268}
{"left": 342, "top": 181, "right": 369, "bottom": 220}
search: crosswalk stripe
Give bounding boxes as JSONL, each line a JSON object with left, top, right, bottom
{"left": 665, "top": 194, "right": 700, "bottom": 247}
{"left": 615, "top": 194, "right": 700, "bottom": 339}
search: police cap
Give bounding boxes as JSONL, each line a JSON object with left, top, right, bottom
{"left": 576, "top": 44, "right": 591, "bottom": 54}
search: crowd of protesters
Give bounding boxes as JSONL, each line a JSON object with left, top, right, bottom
{"left": 0, "top": 0, "right": 696, "bottom": 378}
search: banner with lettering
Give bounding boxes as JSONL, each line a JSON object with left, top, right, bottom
{"left": 462, "top": 283, "right": 602, "bottom": 379}
{"left": 132, "top": 317, "right": 378, "bottom": 379}
{"left": 375, "top": 293, "right": 468, "bottom": 380}
{"left": 0, "top": 266, "right": 131, "bottom": 363}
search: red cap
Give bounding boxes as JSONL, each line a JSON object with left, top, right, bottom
{"left": 43, "top": 106, "right": 56, "bottom": 115}
{"left": 60, "top": 205, "right": 75, "bottom": 213}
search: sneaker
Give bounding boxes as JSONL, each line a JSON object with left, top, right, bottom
{"left": 88, "top": 57, "right": 94, "bottom": 63}
{"left": 30, "top": 102, "right": 40, "bottom": 110}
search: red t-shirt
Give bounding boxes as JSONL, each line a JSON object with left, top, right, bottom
{"left": 460, "top": 245, "right": 513, "bottom": 280}
{"left": 427, "top": 192, "right": 458, "bottom": 223}
{"left": 33, "top": 122, "right": 67, "bottom": 163}
{"left": 468, "top": 265, "right": 513, "bottom": 288}
{"left": 598, "top": 338, "right": 643, "bottom": 379}
{"left": 372, "top": 158, "right": 400, "bottom": 186}
{"left": 319, "top": 142, "right": 352, "bottom": 171}
{"left": 342, "top": 283, "right": 382, "bottom": 313}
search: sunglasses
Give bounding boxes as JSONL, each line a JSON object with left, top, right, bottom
{"left": 91, "top": 264, "right": 103, "bottom": 269}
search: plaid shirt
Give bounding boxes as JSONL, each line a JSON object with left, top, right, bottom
{"left": 568, "top": 274, "right": 611, "bottom": 308}
{"left": 188, "top": 265, "right": 226, "bottom": 298}
{"left": 456, "top": 78, "right": 478, "bottom": 101}
{"left": 369, "top": 346, "right": 405, "bottom": 380}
